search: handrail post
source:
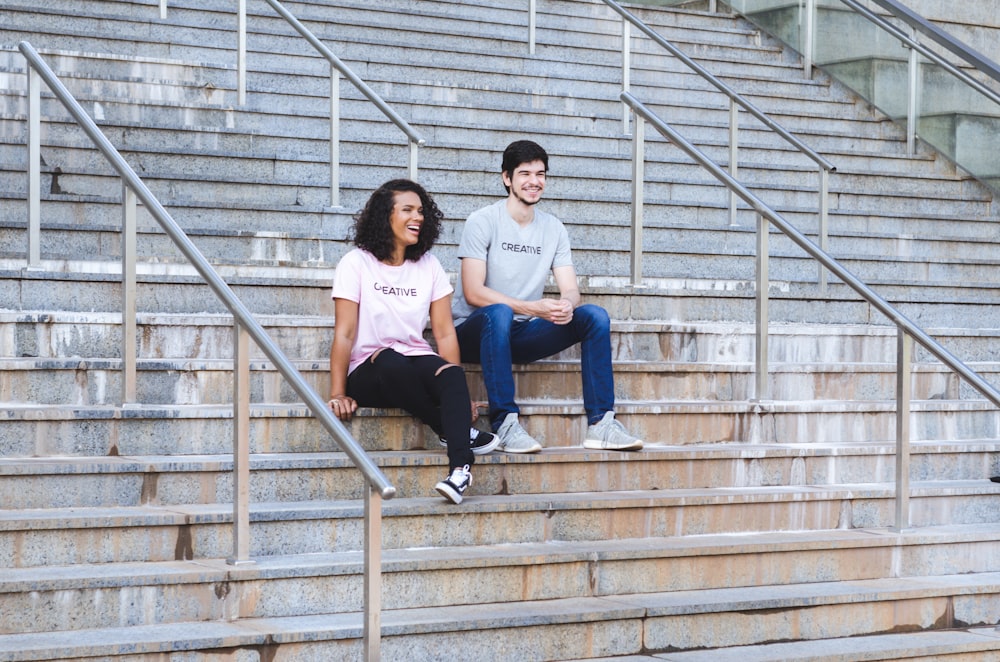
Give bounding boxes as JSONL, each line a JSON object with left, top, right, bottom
{"left": 906, "top": 27, "right": 919, "bottom": 156}
{"left": 818, "top": 167, "right": 829, "bottom": 290}
{"left": 408, "top": 140, "right": 419, "bottom": 182}
{"left": 893, "top": 328, "right": 913, "bottom": 532}
{"left": 754, "top": 213, "right": 770, "bottom": 402}
{"left": 622, "top": 20, "right": 631, "bottom": 134}
{"left": 528, "top": 0, "right": 537, "bottom": 55}
{"left": 630, "top": 114, "right": 645, "bottom": 286}
{"left": 803, "top": 0, "right": 815, "bottom": 78}
{"left": 121, "top": 183, "right": 138, "bottom": 405}
{"left": 364, "top": 485, "right": 383, "bottom": 661}
{"left": 228, "top": 321, "right": 254, "bottom": 565}
{"left": 238, "top": 0, "right": 247, "bottom": 106}
{"left": 728, "top": 99, "right": 739, "bottom": 226}
{"left": 330, "top": 66, "right": 341, "bottom": 207}
{"left": 27, "top": 65, "right": 41, "bottom": 269}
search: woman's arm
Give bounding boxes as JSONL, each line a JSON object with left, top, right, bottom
{"left": 429, "top": 293, "right": 460, "bottom": 364}
{"left": 329, "top": 297, "right": 360, "bottom": 420}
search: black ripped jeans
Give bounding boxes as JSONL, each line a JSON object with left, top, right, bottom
{"left": 347, "top": 349, "right": 474, "bottom": 470}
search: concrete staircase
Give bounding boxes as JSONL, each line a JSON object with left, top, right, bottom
{"left": 1, "top": 0, "right": 1000, "bottom": 659}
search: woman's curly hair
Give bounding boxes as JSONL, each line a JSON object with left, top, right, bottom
{"left": 352, "top": 179, "right": 443, "bottom": 262}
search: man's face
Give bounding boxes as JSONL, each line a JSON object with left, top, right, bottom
{"left": 503, "top": 159, "right": 546, "bottom": 206}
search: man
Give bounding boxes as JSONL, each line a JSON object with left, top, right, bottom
{"left": 452, "top": 139, "right": 643, "bottom": 453}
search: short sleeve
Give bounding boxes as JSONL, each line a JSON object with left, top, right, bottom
{"left": 428, "top": 254, "right": 454, "bottom": 301}
{"left": 331, "top": 249, "right": 363, "bottom": 302}
{"left": 552, "top": 223, "right": 573, "bottom": 269}
{"left": 457, "top": 210, "right": 492, "bottom": 261}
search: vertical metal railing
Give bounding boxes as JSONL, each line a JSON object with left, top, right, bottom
{"left": 19, "top": 42, "right": 394, "bottom": 658}
{"left": 624, "top": 92, "right": 1000, "bottom": 531}
{"left": 121, "top": 184, "right": 138, "bottom": 404}
{"left": 803, "top": 0, "right": 816, "bottom": 78}
{"left": 754, "top": 212, "right": 769, "bottom": 402}
{"left": 905, "top": 26, "right": 920, "bottom": 157}
{"left": 231, "top": 322, "right": 253, "bottom": 564}
{"left": 528, "top": 0, "right": 537, "bottom": 55}
{"left": 894, "top": 329, "right": 913, "bottom": 531}
{"left": 629, "top": 117, "right": 644, "bottom": 284}
{"left": 27, "top": 68, "right": 40, "bottom": 268}
{"left": 237, "top": 0, "right": 247, "bottom": 106}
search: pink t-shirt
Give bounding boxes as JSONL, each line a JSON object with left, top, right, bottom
{"left": 332, "top": 248, "right": 454, "bottom": 374}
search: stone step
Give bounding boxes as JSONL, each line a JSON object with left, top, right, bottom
{"left": 4, "top": 356, "right": 999, "bottom": 406}
{"left": 642, "top": 628, "right": 1000, "bottom": 661}
{"left": 6, "top": 312, "right": 999, "bottom": 365}
{"left": 0, "top": 479, "right": 997, "bottom": 567}
{"left": 0, "top": 442, "right": 997, "bottom": 509}
{"left": 4, "top": 179, "right": 996, "bottom": 249}
{"left": 0, "top": 524, "right": 995, "bottom": 635}
{"left": 1, "top": 567, "right": 998, "bottom": 658}
{"left": 5, "top": 215, "right": 1000, "bottom": 275}
{"left": 0, "top": 109, "right": 965, "bottom": 203}
{"left": 0, "top": 124, "right": 981, "bottom": 228}
{"left": 2, "top": 396, "right": 1000, "bottom": 455}
{"left": 7, "top": 118, "right": 982, "bottom": 222}
{"left": 0, "top": 45, "right": 961, "bottom": 172}
{"left": 0, "top": 260, "right": 998, "bottom": 328}
{"left": 10, "top": 267, "right": 1000, "bottom": 329}
{"left": 0, "top": 1, "right": 785, "bottom": 73}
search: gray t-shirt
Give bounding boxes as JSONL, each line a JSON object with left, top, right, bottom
{"left": 452, "top": 199, "right": 573, "bottom": 324}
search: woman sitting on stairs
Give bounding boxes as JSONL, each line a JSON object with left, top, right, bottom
{"left": 328, "top": 178, "right": 499, "bottom": 504}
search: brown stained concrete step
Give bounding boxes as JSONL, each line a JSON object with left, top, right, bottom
{"left": 0, "top": 442, "right": 998, "bottom": 508}
{"left": 4, "top": 355, "right": 1000, "bottom": 409}
{"left": 3, "top": 399, "right": 1000, "bottom": 456}
{"left": 1, "top": 481, "right": 999, "bottom": 566}
{"left": 3, "top": 571, "right": 1000, "bottom": 660}
{"left": 2, "top": 525, "right": 999, "bottom": 633}
{"left": 635, "top": 626, "right": 1000, "bottom": 661}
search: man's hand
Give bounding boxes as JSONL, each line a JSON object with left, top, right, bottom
{"left": 536, "top": 298, "right": 574, "bottom": 325}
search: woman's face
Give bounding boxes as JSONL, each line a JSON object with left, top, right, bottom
{"left": 389, "top": 190, "right": 424, "bottom": 250}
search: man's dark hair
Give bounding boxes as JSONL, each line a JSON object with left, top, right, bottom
{"left": 501, "top": 140, "right": 549, "bottom": 193}
{"left": 352, "top": 178, "right": 442, "bottom": 262}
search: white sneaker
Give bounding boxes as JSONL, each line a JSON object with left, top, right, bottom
{"left": 496, "top": 413, "right": 542, "bottom": 454}
{"left": 584, "top": 411, "right": 643, "bottom": 451}
{"left": 435, "top": 464, "right": 472, "bottom": 504}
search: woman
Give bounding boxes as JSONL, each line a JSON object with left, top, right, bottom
{"left": 328, "top": 179, "right": 498, "bottom": 504}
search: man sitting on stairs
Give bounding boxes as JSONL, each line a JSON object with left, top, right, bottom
{"left": 452, "top": 139, "right": 643, "bottom": 454}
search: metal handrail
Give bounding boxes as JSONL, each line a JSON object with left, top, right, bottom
{"left": 527, "top": 0, "right": 836, "bottom": 287}
{"left": 623, "top": 90, "right": 1000, "bottom": 530}
{"left": 19, "top": 40, "right": 393, "bottom": 659}
{"left": 242, "top": 0, "right": 426, "bottom": 207}
{"left": 835, "top": 0, "right": 1000, "bottom": 155}
{"left": 868, "top": 0, "right": 1000, "bottom": 85}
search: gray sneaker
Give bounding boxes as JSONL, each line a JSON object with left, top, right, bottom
{"left": 584, "top": 411, "right": 643, "bottom": 451}
{"left": 496, "top": 413, "right": 542, "bottom": 454}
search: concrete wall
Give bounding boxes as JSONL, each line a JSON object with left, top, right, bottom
{"left": 898, "top": 0, "right": 1000, "bottom": 64}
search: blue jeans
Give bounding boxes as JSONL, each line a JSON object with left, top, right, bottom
{"left": 455, "top": 303, "right": 614, "bottom": 429}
